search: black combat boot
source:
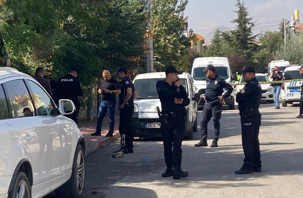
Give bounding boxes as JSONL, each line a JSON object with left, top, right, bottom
{"left": 161, "top": 168, "right": 173, "bottom": 177}
{"left": 210, "top": 140, "right": 218, "bottom": 147}
{"left": 173, "top": 167, "right": 188, "bottom": 179}
{"left": 194, "top": 140, "right": 208, "bottom": 147}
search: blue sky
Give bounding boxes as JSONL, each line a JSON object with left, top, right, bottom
{"left": 184, "top": 0, "right": 303, "bottom": 43}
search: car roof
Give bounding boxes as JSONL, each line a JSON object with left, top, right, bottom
{"left": 134, "top": 72, "right": 189, "bottom": 80}
{"left": 284, "top": 65, "right": 301, "bottom": 72}
{"left": 0, "top": 67, "right": 31, "bottom": 81}
{"left": 255, "top": 73, "right": 267, "bottom": 76}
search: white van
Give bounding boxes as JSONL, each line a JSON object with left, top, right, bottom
{"left": 267, "top": 60, "right": 290, "bottom": 74}
{"left": 131, "top": 72, "right": 199, "bottom": 139}
{"left": 191, "top": 57, "right": 234, "bottom": 109}
{"left": 281, "top": 65, "right": 303, "bottom": 107}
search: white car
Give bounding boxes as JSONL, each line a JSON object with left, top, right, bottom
{"left": 235, "top": 73, "right": 274, "bottom": 103}
{"left": 281, "top": 65, "right": 303, "bottom": 107}
{"left": 0, "top": 67, "right": 85, "bottom": 198}
{"left": 131, "top": 72, "right": 199, "bottom": 139}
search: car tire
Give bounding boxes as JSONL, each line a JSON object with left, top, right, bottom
{"left": 8, "top": 172, "right": 31, "bottom": 198}
{"left": 282, "top": 101, "right": 287, "bottom": 107}
{"left": 56, "top": 145, "right": 85, "bottom": 198}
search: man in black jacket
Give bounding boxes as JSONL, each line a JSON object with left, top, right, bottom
{"left": 34, "top": 67, "right": 52, "bottom": 96}
{"left": 56, "top": 69, "right": 83, "bottom": 124}
{"left": 235, "top": 66, "right": 262, "bottom": 174}
{"left": 156, "top": 66, "right": 190, "bottom": 180}
{"left": 195, "top": 64, "right": 233, "bottom": 148}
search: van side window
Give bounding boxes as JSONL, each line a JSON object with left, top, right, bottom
{"left": 26, "top": 80, "right": 54, "bottom": 116}
{"left": 3, "top": 80, "right": 34, "bottom": 118}
{"left": 0, "top": 85, "right": 10, "bottom": 119}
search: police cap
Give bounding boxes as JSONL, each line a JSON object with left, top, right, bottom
{"left": 165, "top": 66, "right": 183, "bottom": 75}
{"left": 204, "top": 64, "right": 216, "bottom": 73}
{"left": 242, "top": 66, "right": 255, "bottom": 74}
{"left": 117, "top": 67, "right": 127, "bottom": 74}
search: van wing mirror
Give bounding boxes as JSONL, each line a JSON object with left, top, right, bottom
{"left": 58, "top": 99, "right": 76, "bottom": 115}
{"left": 193, "top": 93, "right": 201, "bottom": 102}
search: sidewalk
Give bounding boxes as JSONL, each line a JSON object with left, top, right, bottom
{"left": 78, "top": 114, "right": 120, "bottom": 157}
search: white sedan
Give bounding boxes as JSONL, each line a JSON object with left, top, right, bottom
{"left": 234, "top": 73, "right": 274, "bottom": 103}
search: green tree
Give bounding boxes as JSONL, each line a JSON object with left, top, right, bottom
{"left": 152, "top": 0, "right": 190, "bottom": 71}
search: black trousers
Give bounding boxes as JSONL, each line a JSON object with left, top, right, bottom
{"left": 161, "top": 114, "right": 185, "bottom": 169}
{"left": 240, "top": 114, "right": 262, "bottom": 170}
{"left": 300, "top": 94, "right": 303, "bottom": 115}
{"left": 200, "top": 102, "right": 222, "bottom": 142}
{"left": 119, "top": 105, "right": 134, "bottom": 149}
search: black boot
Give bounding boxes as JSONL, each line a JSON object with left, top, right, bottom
{"left": 173, "top": 167, "right": 188, "bottom": 179}
{"left": 210, "top": 140, "right": 218, "bottom": 147}
{"left": 194, "top": 140, "right": 208, "bottom": 147}
{"left": 161, "top": 168, "right": 173, "bottom": 177}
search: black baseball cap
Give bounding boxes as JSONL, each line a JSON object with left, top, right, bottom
{"left": 204, "top": 64, "right": 216, "bottom": 73}
{"left": 242, "top": 66, "right": 255, "bottom": 74}
{"left": 165, "top": 66, "right": 183, "bottom": 75}
{"left": 117, "top": 67, "right": 127, "bottom": 74}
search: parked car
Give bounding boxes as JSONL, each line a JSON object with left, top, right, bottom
{"left": 281, "top": 65, "right": 303, "bottom": 107}
{"left": 131, "top": 72, "right": 199, "bottom": 139}
{"left": 235, "top": 73, "right": 274, "bottom": 103}
{"left": 0, "top": 67, "right": 85, "bottom": 198}
{"left": 191, "top": 57, "right": 235, "bottom": 110}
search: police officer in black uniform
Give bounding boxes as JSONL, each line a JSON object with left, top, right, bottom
{"left": 117, "top": 67, "right": 135, "bottom": 154}
{"left": 195, "top": 64, "right": 233, "bottom": 148}
{"left": 56, "top": 69, "right": 83, "bottom": 124}
{"left": 156, "top": 66, "right": 190, "bottom": 180}
{"left": 235, "top": 66, "right": 262, "bottom": 174}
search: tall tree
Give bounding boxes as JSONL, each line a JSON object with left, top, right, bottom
{"left": 152, "top": 0, "right": 190, "bottom": 71}
{"left": 222, "top": 0, "right": 257, "bottom": 64}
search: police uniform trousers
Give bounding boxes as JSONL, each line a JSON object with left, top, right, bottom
{"left": 240, "top": 113, "right": 262, "bottom": 170}
{"left": 161, "top": 112, "right": 185, "bottom": 169}
{"left": 300, "top": 93, "right": 303, "bottom": 115}
{"left": 200, "top": 102, "right": 222, "bottom": 142}
{"left": 119, "top": 104, "right": 134, "bottom": 149}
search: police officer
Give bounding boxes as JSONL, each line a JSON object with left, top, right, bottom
{"left": 56, "top": 69, "right": 83, "bottom": 124}
{"left": 156, "top": 66, "right": 190, "bottom": 180}
{"left": 235, "top": 66, "right": 262, "bottom": 174}
{"left": 117, "top": 67, "right": 135, "bottom": 154}
{"left": 297, "top": 66, "right": 303, "bottom": 118}
{"left": 195, "top": 64, "right": 233, "bottom": 148}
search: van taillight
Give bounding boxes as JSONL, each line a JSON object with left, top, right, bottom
{"left": 282, "top": 84, "right": 284, "bottom": 90}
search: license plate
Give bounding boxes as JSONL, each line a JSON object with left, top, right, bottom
{"left": 289, "top": 88, "right": 300, "bottom": 92}
{"left": 145, "top": 122, "right": 161, "bottom": 128}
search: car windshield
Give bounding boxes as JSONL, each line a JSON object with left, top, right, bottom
{"left": 278, "top": 66, "right": 288, "bottom": 73}
{"left": 193, "top": 66, "right": 229, "bottom": 80}
{"left": 284, "top": 70, "right": 303, "bottom": 80}
{"left": 134, "top": 78, "right": 187, "bottom": 99}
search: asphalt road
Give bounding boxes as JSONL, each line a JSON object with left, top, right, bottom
{"left": 82, "top": 102, "right": 303, "bottom": 198}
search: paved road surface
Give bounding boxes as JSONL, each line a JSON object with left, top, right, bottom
{"left": 83, "top": 103, "right": 303, "bottom": 198}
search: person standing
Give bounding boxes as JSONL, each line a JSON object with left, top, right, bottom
{"left": 117, "top": 67, "right": 135, "bottom": 154}
{"left": 297, "top": 66, "right": 303, "bottom": 118}
{"left": 91, "top": 70, "right": 120, "bottom": 137}
{"left": 235, "top": 66, "right": 262, "bottom": 174}
{"left": 34, "top": 67, "right": 52, "bottom": 96}
{"left": 269, "top": 66, "right": 283, "bottom": 109}
{"left": 56, "top": 69, "right": 83, "bottom": 124}
{"left": 195, "top": 64, "right": 233, "bottom": 148}
{"left": 156, "top": 66, "right": 190, "bottom": 180}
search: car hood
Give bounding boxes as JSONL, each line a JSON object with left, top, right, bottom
{"left": 135, "top": 99, "right": 161, "bottom": 119}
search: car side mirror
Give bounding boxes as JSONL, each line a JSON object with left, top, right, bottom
{"left": 193, "top": 93, "right": 201, "bottom": 102}
{"left": 58, "top": 99, "right": 76, "bottom": 115}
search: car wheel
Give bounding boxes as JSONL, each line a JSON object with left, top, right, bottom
{"left": 8, "top": 172, "right": 31, "bottom": 198}
{"left": 56, "top": 145, "right": 85, "bottom": 198}
{"left": 282, "top": 101, "right": 287, "bottom": 107}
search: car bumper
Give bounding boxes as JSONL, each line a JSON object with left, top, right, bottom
{"left": 261, "top": 91, "right": 274, "bottom": 101}
{"left": 131, "top": 117, "right": 162, "bottom": 138}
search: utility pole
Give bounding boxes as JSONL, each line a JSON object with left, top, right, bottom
{"left": 146, "top": 0, "right": 153, "bottom": 72}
